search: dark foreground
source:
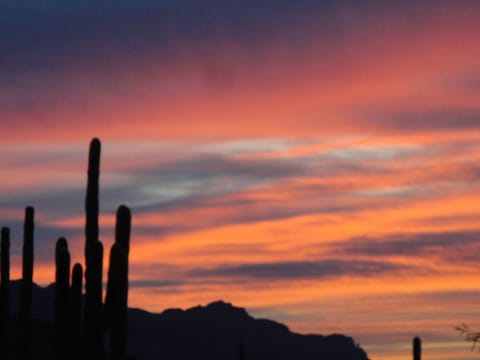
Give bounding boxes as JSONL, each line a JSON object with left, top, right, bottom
{"left": 5, "top": 280, "right": 369, "bottom": 360}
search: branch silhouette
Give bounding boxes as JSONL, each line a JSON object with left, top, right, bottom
{"left": 455, "top": 324, "right": 480, "bottom": 351}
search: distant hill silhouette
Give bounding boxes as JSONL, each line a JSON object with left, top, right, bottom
{"left": 6, "top": 280, "right": 369, "bottom": 360}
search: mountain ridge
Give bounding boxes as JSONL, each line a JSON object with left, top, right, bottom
{"left": 5, "top": 280, "right": 369, "bottom": 360}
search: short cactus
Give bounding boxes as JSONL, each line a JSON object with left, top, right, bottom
{"left": 105, "top": 205, "right": 131, "bottom": 360}
{"left": 55, "top": 237, "right": 71, "bottom": 360}
{"left": 71, "top": 263, "right": 83, "bottom": 359}
{"left": 1, "top": 227, "right": 10, "bottom": 359}
{"left": 413, "top": 336, "right": 421, "bottom": 360}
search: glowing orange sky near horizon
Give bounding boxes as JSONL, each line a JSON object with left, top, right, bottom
{"left": 2, "top": 3, "right": 480, "bottom": 360}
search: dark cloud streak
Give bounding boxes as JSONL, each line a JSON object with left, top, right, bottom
{"left": 1, "top": 0, "right": 465, "bottom": 74}
{"left": 333, "top": 230, "right": 480, "bottom": 265}
{"left": 190, "top": 259, "right": 414, "bottom": 281}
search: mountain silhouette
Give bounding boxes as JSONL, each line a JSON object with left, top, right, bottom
{"left": 6, "top": 280, "right": 369, "bottom": 360}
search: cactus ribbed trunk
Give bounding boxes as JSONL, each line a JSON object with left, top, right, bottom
{"left": 84, "top": 137, "right": 104, "bottom": 360}
{"left": 0, "top": 227, "right": 10, "bottom": 360}
{"left": 105, "top": 205, "right": 131, "bottom": 360}
{"left": 19, "top": 206, "right": 34, "bottom": 360}
{"left": 413, "top": 336, "right": 421, "bottom": 360}
{"left": 55, "top": 237, "right": 71, "bottom": 360}
{"left": 71, "top": 263, "right": 83, "bottom": 360}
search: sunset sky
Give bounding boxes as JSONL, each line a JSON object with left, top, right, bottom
{"left": 2, "top": 1, "right": 480, "bottom": 359}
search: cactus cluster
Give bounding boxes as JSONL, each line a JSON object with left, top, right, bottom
{"left": 0, "top": 138, "right": 132, "bottom": 360}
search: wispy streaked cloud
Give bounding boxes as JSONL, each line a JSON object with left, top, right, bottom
{"left": 189, "top": 259, "right": 416, "bottom": 281}
{"left": 331, "top": 231, "right": 480, "bottom": 268}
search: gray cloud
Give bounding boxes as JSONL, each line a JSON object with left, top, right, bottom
{"left": 333, "top": 230, "right": 480, "bottom": 265}
{"left": 0, "top": 217, "right": 83, "bottom": 266}
{"left": 2, "top": 150, "right": 306, "bottom": 213}
{"left": 1, "top": 0, "right": 465, "bottom": 86}
{"left": 406, "top": 214, "right": 480, "bottom": 228}
{"left": 123, "top": 258, "right": 417, "bottom": 293}
{"left": 2, "top": 136, "right": 479, "bottom": 272}
{"left": 0, "top": 144, "right": 442, "bottom": 246}
{"left": 129, "top": 279, "right": 186, "bottom": 288}
{"left": 0, "top": 147, "right": 361, "bottom": 246}
{"left": 151, "top": 154, "right": 304, "bottom": 178}
{"left": 363, "top": 108, "right": 480, "bottom": 133}
{"left": 0, "top": 1, "right": 333, "bottom": 76}
{"left": 0, "top": 189, "right": 84, "bottom": 217}
{"left": 444, "top": 67, "right": 480, "bottom": 94}
{"left": 190, "top": 259, "right": 414, "bottom": 281}
{"left": 105, "top": 153, "right": 312, "bottom": 211}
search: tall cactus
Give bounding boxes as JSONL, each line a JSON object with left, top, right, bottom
{"left": 0, "top": 227, "right": 10, "bottom": 359}
{"left": 105, "top": 205, "right": 131, "bottom": 360}
{"left": 413, "top": 336, "right": 421, "bottom": 360}
{"left": 71, "top": 263, "right": 83, "bottom": 360}
{"left": 55, "top": 237, "right": 71, "bottom": 360}
{"left": 84, "top": 138, "right": 104, "bottom": 360}
{"left": 19, "top": 206, "right": 34, "bottom": 360}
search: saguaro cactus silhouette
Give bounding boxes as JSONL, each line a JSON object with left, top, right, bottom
{"left": 55, "top": 237, "right": 71, "bottom": 360}
{"left": 413, "top": 336, "right": 421, "bottom": 360}
{"left": 0, "top": 138, "right": 135, "bottom": 359}
{"left": 0, "top": 227, "right": 10, "bottom": 359}
{"left": 19, "top": 206, "right": 34, "bottom": 360}
{"left": 105, "top": 205, "right": 131, "bottom": 360}
{"left": 84, "top": 138, "right": 104, "bottom": 359}
{"left": 71, "top": 263, "right": 83, "bottom": 360}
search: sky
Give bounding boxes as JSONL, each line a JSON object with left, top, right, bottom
{"left": 1, "top": 0, "right": 480, "bottom": 359}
